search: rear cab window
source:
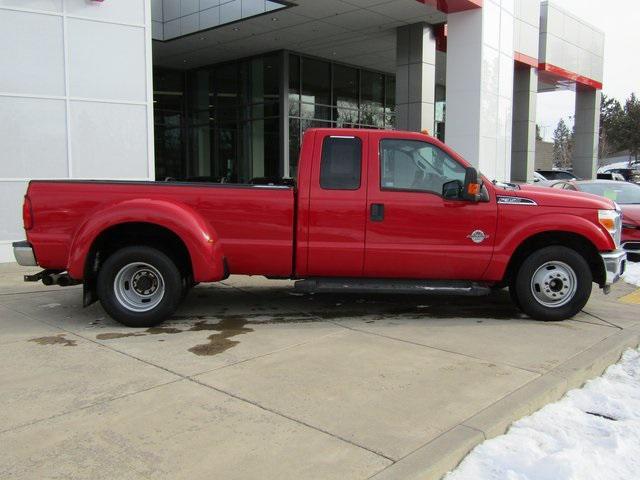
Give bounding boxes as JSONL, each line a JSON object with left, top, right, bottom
{"left": 320, "top": 136, "right": 362, "bottom": 190}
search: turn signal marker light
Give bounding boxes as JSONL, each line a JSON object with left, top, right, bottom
{"left": 467, "top": 183, "right": 480, "bottom": 196}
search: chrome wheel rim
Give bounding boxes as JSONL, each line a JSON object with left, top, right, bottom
{"left": 530, "top": 261, "right": 577, "bottom": 308}
{"left": 114, "top": 262, "right": 165, "bottom": 313}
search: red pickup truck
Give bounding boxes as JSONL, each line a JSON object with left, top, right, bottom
{"left": 14, "top": 129, "right": 627, "bottom": 327}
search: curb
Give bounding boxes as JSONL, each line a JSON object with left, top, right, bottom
{"left": 370, "top": 329, "right": 640, "bottom": 480}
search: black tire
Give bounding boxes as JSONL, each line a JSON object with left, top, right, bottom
{"left": 512, "top": 246, "right": 592, "bottom": 321}
{"left": 97, "top": 246, "right": 183, "bottom": 327}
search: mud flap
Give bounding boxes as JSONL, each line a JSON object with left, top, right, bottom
{"left": 83, "top": 281, "right": 98, "bottom": 307}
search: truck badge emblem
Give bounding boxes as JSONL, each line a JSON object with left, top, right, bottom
{"left": 467, "top": 230, "right": 488, "bottom": 244}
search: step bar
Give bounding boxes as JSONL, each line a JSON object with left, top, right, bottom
{"left": 294, "top": 278, "right": 492, "bottom": 296}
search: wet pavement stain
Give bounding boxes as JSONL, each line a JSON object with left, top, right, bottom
{"left": 29, "top": 334, "right": 77, "bottom": 347}
{"left": 188, "top": 316, "right": 254, "bottom": 356}
{"left": 96, "top": 332, "right": 146, "bottom": 340}
{"left": 93, "top": 291, "right": 524, "bottom": 357}
{"left": 146, "top": 327, "right": 183, "bottom": 335}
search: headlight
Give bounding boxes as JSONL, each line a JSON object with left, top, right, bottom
{"left": 598, "top": 209, "right": 622, "bottom": 247}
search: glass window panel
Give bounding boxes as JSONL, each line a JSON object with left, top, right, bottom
{"left": 288, "top": 95, "right": 300, "bottom": 116}
{"left": 302, "top": 57, "right": 331, "bottom": 106}
{"left": 380, "top": 139, "right": 466, "bottom": 194}
{"left": 361, "top": 71, "right": 384, "bottom": 105}
{"left": 215, "top": 64, "right": 240, "bottom": 106}
{"left": 301, "top": 103, "right": 331, "bottom": 121}
{"left": 333, "top": 64, "right": 358, "bottom": 110}
{"left": 249, "top": 54, "right": 280, "bottom": 105}
{"left": 335, "top": 107, "right": 359, "bottom": 128}
{"left": 385, "top": 75, "right": 395, "bottom": 111}
{"left": 289, "top": 117, "right": 301, "bottom": 179}
{"left": 289, "top": 54, "right": 300, "bottom": 99}
{"left": 359, "top": 104, "right": 384, "bottom": 128}
{"left": 155, "top": 126, "right": 184, "bottom": 180}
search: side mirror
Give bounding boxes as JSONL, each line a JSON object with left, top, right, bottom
{"left": 462, "top": 167, "right": 481, "bottom": 202}
{"left": 442, "top": 180, "right": 463, "bottom": 200}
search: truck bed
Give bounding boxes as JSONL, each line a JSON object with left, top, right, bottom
{"left": 26, "top": 180, "right": 296, "bottom": 278}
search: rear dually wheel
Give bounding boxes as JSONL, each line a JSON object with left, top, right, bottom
{"left": 97, "top": 246, "right": 183, "bottom": 327}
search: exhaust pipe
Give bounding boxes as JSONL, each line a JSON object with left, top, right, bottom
{"left": 42, "top": 272, "right": 62, "bottom": 286}
{"left": 57, "top": 274, "right": 79, "bottom": 287}
{"left": 42, "top": 272, "right": 80, "bottom": 287}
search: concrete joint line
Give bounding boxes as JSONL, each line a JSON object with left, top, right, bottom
{"left": 330, "top": 321, "right": 541, "bottom": 375}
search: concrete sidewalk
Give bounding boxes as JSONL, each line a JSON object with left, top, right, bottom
{"left": 0, "top": 263, "right": 638, "bottom": 479}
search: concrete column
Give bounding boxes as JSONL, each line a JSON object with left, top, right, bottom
{"left": 395, "top": 23, "right": 436, "bottom": 133}
{"left": 573, "top": 87, "right": 601, "bottom": 180}
{"left": 511, "top": 66, "right": 538, "bottom": 182}
{"left": 445, "top": 1, "right": 515, "bottom": 181}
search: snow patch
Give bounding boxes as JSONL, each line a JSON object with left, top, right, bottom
{"left": 623, "top": 261, "right": 640, "bottom": 287}
{"left": 446, "top": 348, "right": 640, "bottom": 480}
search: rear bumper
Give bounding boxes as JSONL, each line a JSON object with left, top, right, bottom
{"left": 12, "top": 241, "right": 37, "bottom": 266}
{"left": 600, "top": 249, "right": 627, "bottom": 286}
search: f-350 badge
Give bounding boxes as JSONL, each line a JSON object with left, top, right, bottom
{"left": 467, "top": 230, "right": 488, "bottom": 244}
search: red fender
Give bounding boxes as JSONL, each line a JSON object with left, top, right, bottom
{"left": 67, "top": 199, "right": 225, "bottom": 282}
{"left": 483, "top": 213, "right": 615, "bottom": 282}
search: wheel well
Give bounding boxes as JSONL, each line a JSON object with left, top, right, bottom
{"left": 503, "top": 231, "right": 605, "bottom": 287}
{"left": 84, "top": 222, "right": 193, "bottom": 286}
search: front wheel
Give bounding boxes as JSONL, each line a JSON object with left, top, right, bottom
{"left": 512, "top": 246, "right": 592, "bottom": 321}
{"left": 97, "top": 246, "right": 183, "bottom": 327}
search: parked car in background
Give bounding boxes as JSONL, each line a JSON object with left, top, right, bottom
{"left": 548, "top": 180, "right": 640, "bottom": 259}
{"left": 536, "top": 170, "right": 579, "bottom": 181}
{"left": 532, "top": 171, "right": 548, "bottom": 183}
{"left": 597, "top": 172, "right": 626, "bottom": 182}
{"left": 598, "top": 164, "right": 640, "bottom": 183}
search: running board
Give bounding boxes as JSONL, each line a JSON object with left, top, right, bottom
{"left": 294, "top": 278, "right": 491, "bottom": 296}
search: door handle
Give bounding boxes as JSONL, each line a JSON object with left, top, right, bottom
{"left": 370, "top": 203, "right": 384, "bottom": 222}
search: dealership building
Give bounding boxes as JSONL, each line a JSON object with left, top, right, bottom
{"left": 0, "top": 0, "right": 604, "bottom": 262}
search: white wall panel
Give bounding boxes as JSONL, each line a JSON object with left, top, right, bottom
{"left": 0, "top": 0, "right": 61, "bottom": 12}
{"left": 0, "top": 182, "right": 29, "bottom": 247}
{"left": 0, "top": 1, "right": 153, "bottom": 262}
{"left": 539, "top": 2, "right": 604, "bottom": 82}
{"left": 65, "top": 0, "right": 144, "bottom": 25}
{"left": 0, "top": 9, "right": 65, "bottom": 96}
{"left": 70, "top": 101, "right": 149, "bottom": 179}
{"left": 67, "top": 19, "right": 147, "bottom": 102}
{"left": 0, "top": 97, "right": 68, "bottom": 178}
{"left": 446, "top": 0, "right": 514, "bottom": 181}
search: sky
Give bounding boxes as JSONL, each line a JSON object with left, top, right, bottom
{"left": 536, "top": 0, "right": 640, "bottom": 141}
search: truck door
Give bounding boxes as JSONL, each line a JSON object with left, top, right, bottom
{"left": 364, "top": 135, "right": 497, "bottom": 280}
{"left": 306, "top": 131, "right": 369, "bottom": 277}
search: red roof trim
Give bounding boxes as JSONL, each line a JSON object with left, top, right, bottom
{"left": 539, "top": 63, "right": 603, "bottom": 90}
{"left": 514, "top": 52, "right": 538, "bottom": 68}
{"left": 416, "top": 0, "right": 483, "bottom": 14}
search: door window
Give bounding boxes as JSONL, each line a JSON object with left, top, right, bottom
{"left": 320, "top": 136, "right": 362, "bottom": 190}
{"left": 380, "top": 139, "right": 466, "bottom": 195}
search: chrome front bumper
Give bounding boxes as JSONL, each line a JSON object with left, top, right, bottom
{"left": 12, "top": 241, "right": 37, "bottom": 266}
{"left": 622, "top": 241, "right": 640, "bottom": 254}
{"left": 600, "top": 249, "right": 627, "bottom": 286}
